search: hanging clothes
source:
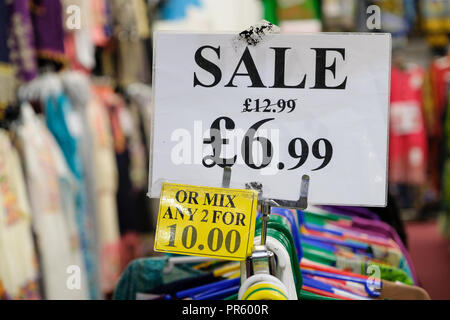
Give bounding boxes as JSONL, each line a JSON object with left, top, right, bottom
{"left": 29, "top": 0, "right": 66, "bottom": 66}
{"left": 121, "top": 97, "right": 153, "bottom": 235}
{"left": 17, "top": 103, "right": 89, "bottom": 300}
{"left": 420, "top": 0, "right": 450, "bottom": 50}
{"left": 389, "top": 65, "right": 428, "bottom": 186}
{"left": 0, "top": 130, "right": 40, "bottom": 300}
{"left": 110, "top": 0, "right": 151, "bottom": 87}
{"left": 61, "top": 71, "right": 124, "bottom": 295}
{"left": 93, "top": 85, "right": 141, "bottom": 270}
{"left": 60, "top": 72, "right": 99, "bottom": 262}
{"left": 62, "top": 0, "right": 96, "bottom": 72}
{"left": 6, "top": 0, "right": 38, "bottom": 82}
{"left": 322, "top": 0, "right": 357, "bottom": 31}
{"left": 91, "top": 0, "right": 113, "bottom": 47}
{"left": 86, "top": 88, "right": 122, "bottom": 294}
{"left": 43, "top": 80, "right": 101, "bottom": 299}
{"left": 126, "top": 83, "right": 153, "bottom": 150}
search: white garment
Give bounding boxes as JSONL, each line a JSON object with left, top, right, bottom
{"left": 0, "top": 130, "right": 39, "bottom": 299}
{"left": 18, "top": 104, "right": 89, "bottom": 300}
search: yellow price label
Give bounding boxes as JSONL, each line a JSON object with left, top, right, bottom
{"left": 154, "top": 183, "right": 258, "bottom": 261}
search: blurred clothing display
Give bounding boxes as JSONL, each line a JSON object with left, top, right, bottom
{"left": 30, "top": 0, "right": 66, "bottom": 64}
{"left": 389, "top": 65, "right": 427, "bottom": 185}
{"left": 0, "top": 130, "right": 40, "bottom": 300}
{"left": 85, "top": 86, "right": 122, "bottom": 294}
{"left": 262, "top": 0, "right": 321, "bottom": 32}
{"left": 322, "top": 0, "right": 357, "bottom": 31}
{"left": 154, "top": 0, "right": 263, "bottom": 32}
{"left": 18, "top": 103, "right": 89, "bottom": 300}
{"left": 420, "top": 0, "right": 450, "bottom": 50}
{"left": 6, "top": 0, "right": 38, "bottom": 82}
{"left": 0, "top": 0, "right": 449, "bottom": 301}
{"left": 44, "top": 83, "right": 101, "bottom": 299}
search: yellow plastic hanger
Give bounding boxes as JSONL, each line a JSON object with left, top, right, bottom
{"left": 241, "top": 283, "right": 288, "bottom": 300}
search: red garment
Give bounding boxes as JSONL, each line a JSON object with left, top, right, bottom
{"left": 389, "top": 66, "right": 428, "bottom": 185}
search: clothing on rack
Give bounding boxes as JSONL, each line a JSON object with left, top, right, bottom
{"left": 389, "top": 65, "right": 428, "bottom": 186}
{"left": 44, "top": 83, "right": 101, "bottom": 299}
{"left": 62, "top": 71, "right": 122, "bottom": 295}
{"left": 30, "top": 0, "right": 66, "bottom": 66}
{"left": 94, "top": 85, "right": 143, "bottom": 270}
{"left": 86, "top": 87, "right": 122, "bottom": 294}
{"left": 6, "top": 0, "right": 38, "bottom": 82}
{"left": 17, "top": 103, "right": 89, "bottom": 300}
{"left": 0, "top": 130, "right": 40, "bottom": 300}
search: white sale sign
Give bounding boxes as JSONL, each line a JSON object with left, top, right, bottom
{"left": 149, "top": 32, "right": 391, "bottom": 206}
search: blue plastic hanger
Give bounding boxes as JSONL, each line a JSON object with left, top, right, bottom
{"left": 302, "top": 269, "right": 381, "bottom": 297}
{"left": 176, "top": 277, "right": 240, "bottom": 299}
{"left": 302, "top": 275, "right": 370, "bottom": 300}
{"left": 301, "top": 234, "right": 368, "bottom": 252}
{"left": 193, "top": 285, "right": 240, "bottom": 300}
{"left": 304, "top": 223, "right": 344, "bottom": 236}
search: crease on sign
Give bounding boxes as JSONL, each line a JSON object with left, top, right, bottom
{"left": 232, "top": 20, "right": 280, "bottom": 51}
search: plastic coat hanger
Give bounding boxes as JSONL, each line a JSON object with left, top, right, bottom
{"left": 241, "top": 282, "right": 289, "bottom": 300}
{"left": 304, "top": 223, "right": 344, "bottom": 236}
{"left": 300, "top": 210, "right": 378, "bottom": 255}
{"left": 212, "top": 263, "right": 240, "bottom": 277}
{"left": 299, "top": 289, "right": 338, "bottom": 300}
{"left": 301, "top": 243, "right": 337, "bottom": 266}
{"left": 250, "top": 235, "right": 298, "bottom": 299}
{"left": 257, "top": 215, "right": 305, "bottom": 289}
{"left": 176, "top": 277, "right": 240, "bottom": 299}
{"left": 254, "top": 218, "right": 303, "bottom": 290}
{"left": 301, "top": 237, "right": 337, "bottom": 253}
{"left": 309, "top": 275, "right": 369, "bottom": 297}
{"left": 302, "top": 285, "right": 351, "bottom": 300}
{"left": 301, "top": 233, "right": 369, "bottom": 252}
{"left": 305, "top": 221, "right": 407, "bottom": 271}
{"left": 240, "top": 218, "right": 300, "bottom": 300}
{"left": 300, "top": 258, "right": 415, "bottom": 289}
{"left": 238, "top": 273, "right": 289, "bottom": 300}
{"left": 300, "top": 210, "right": 353, "bottom": 224}
{"left": 301, "top": 269, "right": 381, "bottom": 297}
{"left": 301, "top": 234, "right": 376, "bottom": 260}
{"left": 304, "top": 221, "right": 397, "bottom": 249}
{"left": 302, "top": 276, "right": 369, "bottom": 300}
{"left": 193, "top": 285, "right": 240, "bottom": 300}
{"left": 301, "top": 258, "right": 368, "bottom": 280}
{"left": 322, "top": 222, "right": 397, "bottom": 248}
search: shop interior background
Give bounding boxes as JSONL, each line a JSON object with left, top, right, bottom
{"left": 0, "top": 0, "right": 449, "bottom": 300}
